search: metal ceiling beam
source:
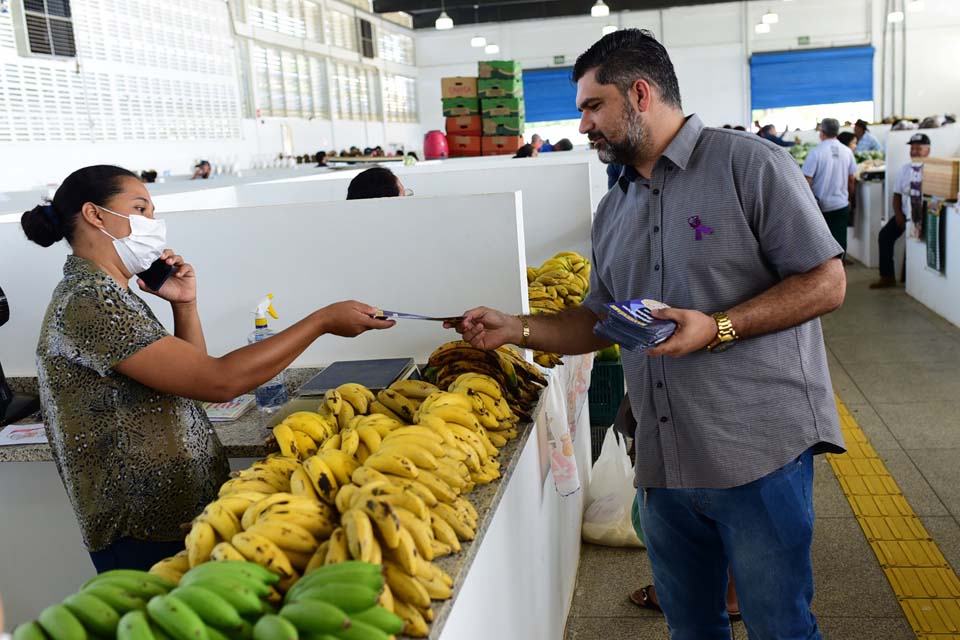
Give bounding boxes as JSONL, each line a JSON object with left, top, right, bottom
{"left": 372, "top": 0, "right": 740, "bottom": 28}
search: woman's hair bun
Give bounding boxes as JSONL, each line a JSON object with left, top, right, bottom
{"left": 21, "top": 204, "right": 64, "bottom": 248}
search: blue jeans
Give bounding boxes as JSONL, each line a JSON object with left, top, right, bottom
{"left": 89, "top": 537, "right": 185, "bottom": 574}
{"left": 637, "top": 449, "right": 821, "bottom": 640}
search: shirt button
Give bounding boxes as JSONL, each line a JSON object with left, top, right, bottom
{"left": 654, "top": 225, "right": 660, "bottom": 232}
{"left": 660, "top": 416, "right": 668, "bottom": 423}
{"left": 654, "top": 264, "right": 660, "bottom": 271}
{"left": 656, "top": 381, "right": 663, "bottom": 388}
{"left": 653, "top": 188, "right": 660, "bottom": 195}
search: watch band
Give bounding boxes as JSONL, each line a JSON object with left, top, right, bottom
{"left": 707, "top": 311, "right": 737, "bottom": 352}
{"left": 518, "top": 315, "right": 530, "bottom": 348}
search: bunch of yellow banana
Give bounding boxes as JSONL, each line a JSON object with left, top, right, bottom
{"left": 180, "top": 487, "right": 338, "bottom": 593}
{"left": 526, "top": 252, "right": 590, "bottom": 368}
{"left": 270, "top": 383, "right": 378, "bottom": 459}
{"left": 313, "top": 429, "right": 474, "bottom": 637}
{"left": 425, "top": 342, "right": 547, "bottom": 420}
{"left": 527, "top": 251, "right": 590, "bottom": 310}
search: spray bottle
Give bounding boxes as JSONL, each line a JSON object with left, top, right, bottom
{"left": 248, "top": 294, "right": 289, "bottom": 413}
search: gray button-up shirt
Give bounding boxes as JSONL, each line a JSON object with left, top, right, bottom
{"left": 583, "top": 114, "right": 845, "bottom": 490}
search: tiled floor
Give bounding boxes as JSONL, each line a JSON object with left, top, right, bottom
{"left": 565, "top": 264, "right": 960, "bottom": 639}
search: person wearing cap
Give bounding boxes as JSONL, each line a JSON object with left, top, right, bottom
{"left": 854, "top": 119, "right": 882, "bottom": 152}
{"left": 870, "top": 133, "right": 932, "bottom": 288}
{"left": 191, "top": 160, "right": 211, "bottom": 180}
{"left": 802, "top": 118, "right": 858, "bottom": 260}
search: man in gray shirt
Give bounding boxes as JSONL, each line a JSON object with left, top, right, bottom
{"left": 448, "top": 29, "right": 846, "bottom": 640}
{"left": 802, "top": 117, "right": 857, "bottom": 260}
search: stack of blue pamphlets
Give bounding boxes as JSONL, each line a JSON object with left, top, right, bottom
{"left": 593, "top": 298, "right": 677, "bottom": 354}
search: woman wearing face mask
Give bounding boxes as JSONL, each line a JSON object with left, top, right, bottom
{"left": 21, "top": 165, "right": 395, "bottom": 572}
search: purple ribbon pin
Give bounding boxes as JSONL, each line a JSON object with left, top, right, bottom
{"left": 688, "top": 215, "right": 714, "bottom": 241}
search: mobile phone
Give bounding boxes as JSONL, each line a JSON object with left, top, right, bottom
{"left": 138, "top": 259, "right": 175, "bottom": 291}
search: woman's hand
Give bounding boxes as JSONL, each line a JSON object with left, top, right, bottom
{"left": 138, "top": 249, "right": 197, "bottom": 305}
{"left": 320, "top": 301, "right": 396, "bottom": 337}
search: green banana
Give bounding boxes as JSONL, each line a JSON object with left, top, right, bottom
{"left": 12, "top": 622, "right": 47, "bottom": 640}
{"left": 252, "top": 614, "right": 299, "bottom": 640}
{"left": 84, "top": 574, "right": 170, "bottom": 599}
{"left": 182, "top": 560, "right": 279, "bottom": 586}
{"left": 288, "top": 583, "right": 378, "bottom": 613}
{"left": 204, "top": 627, "right": 230, "bottom": 640}
{"left": 38, "top": 603, "right": 88, "bottom": 640}
{"left": 82, "top": 582, "right": 148, "bottom": 614}
{"left": 146, "top": 594, "right": 209, "bottom": 640}
{"left": 332, "top": 620, "right": 391, "bottom": 640}
{"left": 183, "top": 580, "right": 264, "bottom": 616}
{"left": 62, "top": 591, "right": 121, "bottom": 636}
{"left": 170, "top": 585, "right": 245, "bottom": 632}
{"left": 349, "top": 607, "right": 404, "bottom": 635}
{"left": 181, "top": 566, "right": 272, "bottom": 596}
{"left": 278, "top": 601, "right": 350, "bottom": 634}
{"left": 83, "top": 570, "right": 174, "bottom": 591}
{"left": 117, "top": 611, "right": 156, "bottom": 640}
{"left": 286, "top": 564, "right": 382, "bottom": 602}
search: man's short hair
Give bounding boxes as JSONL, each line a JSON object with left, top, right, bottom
{"left": 572, "top": 29, "right": 682, "bottom": 110}
{"left": 820, "top": 118, "right": 840, "bottom": 138}
{"left": 346, "top": 167, "right": 401, "bottom": 200}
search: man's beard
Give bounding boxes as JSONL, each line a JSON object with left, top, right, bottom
{"left": 590, "top": 107, "right": 650, "bottom": 166}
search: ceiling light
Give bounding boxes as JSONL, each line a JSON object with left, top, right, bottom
{"left": 471, "top": 34, "right": 487, "bottom": 47}
{"left": 591, "top": 0, "right": 610, "bottom": 18}
{"left": 484, "top": 43, "right": 500, "bottom": 54}
{"left": 754, "top": 22, "right": 771, "bottom": 34}
{"left": 435, "top": 10, "right": 453, "bottom": 30}
{"left": 762, "top": 10, "right": 779, "bottom": 24}
{"left": 602, "top": 24, "right": 617, "bottom": 35}
{"left": 887, "top": 9, "right": 904, "bottom": 22}
{"left": 906, "top": 0, "right": 924, "bottom": 11}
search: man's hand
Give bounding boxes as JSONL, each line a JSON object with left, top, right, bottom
{"left": 646, "top": 308, "right": 717, "bottom": 358}
{"left": 444, "top": 307, "right": 521, "bottom": 351}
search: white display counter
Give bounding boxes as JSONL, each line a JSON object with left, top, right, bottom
{"left": 906, "top": 205, "right": 960, "bottom": 328}
{"left": 847, "top": 180, "right": 885, "bottom": 268}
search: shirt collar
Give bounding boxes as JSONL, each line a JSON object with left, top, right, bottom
{"left": 618, "top": 114, "right": 704, "bottom": 193}
{"left": 63, "top": 254, "right": 110, "bottom": 282}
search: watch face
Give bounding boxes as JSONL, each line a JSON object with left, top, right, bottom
{"left": 711, "top": 339, "right": 737, "bottom": 353}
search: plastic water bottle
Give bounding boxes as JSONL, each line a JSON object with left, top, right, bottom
{"left": 249, "top": 294, "right": 288, "bottom": 413}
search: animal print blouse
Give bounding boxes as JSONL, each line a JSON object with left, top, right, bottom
{"left": 36, "top": 255, "right": 229, "bottom": 552}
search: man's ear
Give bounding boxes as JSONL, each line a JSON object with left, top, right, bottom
{"left": 632, "top": 78, "right": 653, "bottom": 113}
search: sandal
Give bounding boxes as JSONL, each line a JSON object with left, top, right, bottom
{"left": 629, "top": 585, "right": 663, "bottom": 613}
{"left": 630, "top": 585, "right": 742, "bottom": 622}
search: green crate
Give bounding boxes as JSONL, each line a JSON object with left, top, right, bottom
{"left": 442, "top": 97, "right": 480, "bottom": 117}
{"left": 588, "top": 359, "right": 624, "bottom": 427}
{"left": 478, "top": 77, "right": 523, "bottom": 99}
{"left": 478, "top": 60, "right": 522, "bottom": 79}
{"left": 481, "top": 97, "right": 525, "bottom": 118}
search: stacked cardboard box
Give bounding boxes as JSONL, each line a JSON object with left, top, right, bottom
{"left": 441, "top": 77, "right": 481, "bottom": 157}
{"left": 478, "top": 61, "right": 525, "bottom": 155}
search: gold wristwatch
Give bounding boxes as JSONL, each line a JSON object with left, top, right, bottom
{"left": 707, "top": 312, "right": 737, "bottom": 352}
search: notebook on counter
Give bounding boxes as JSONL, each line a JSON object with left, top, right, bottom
{"left": 202, "top": 395, "right": 255, "bottom": 422}
{"left": 296, "top": 358, "right": 416, "bottom": 396}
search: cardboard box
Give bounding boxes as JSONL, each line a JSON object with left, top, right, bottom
{"left": 923, "top": 157, "right": 960, "bottom": 200}
{"left": 441, "top": 77, "right": 478, "bottom": 99}
{"left": 448, "top": 135, "right": 482, "bottom": 157}
{"left": 481, "top": 98, "right": 525, "bottom": 118}
{"left": 482, "top": 135, "right": 525, "bottom": 156}
{"left": 442, "top": 97, "right": 481, "bottom": 117}
{"left": 445, "top": 116, "right": 482, "bottom": 135}
{"left": 478, "top": 60, "right": 522, "bottom": 79}
{"left": 482, "top": 115, "right": 524, "bottom": 137}
{"left": 478, "top": 77, "right": 523, "bottom": 99}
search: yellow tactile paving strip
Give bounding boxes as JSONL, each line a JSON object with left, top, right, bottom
{"left": 830, "top": 398, "right": 960, "bottom": 638}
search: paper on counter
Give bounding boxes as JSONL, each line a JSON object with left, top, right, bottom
{"left": 0, "top": 423, "right": 47, "bottom": 446}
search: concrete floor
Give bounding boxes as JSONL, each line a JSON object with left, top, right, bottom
{"left": 566, "top": 264, "right": 960, "bottom": 639}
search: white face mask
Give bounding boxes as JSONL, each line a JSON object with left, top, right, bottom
{"left": 98, "top": 206, "right": 167, "bottom": 274}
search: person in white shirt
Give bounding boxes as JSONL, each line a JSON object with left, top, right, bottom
{"left": 802, "top": 118, "right": 858, "bottom": 261}
{"left": 870, "top": 133, "right": 932, "bottom": 288}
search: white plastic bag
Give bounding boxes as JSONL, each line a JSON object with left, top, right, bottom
{"left": 582, "top": 426, "right": 644, "bottom": 547}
